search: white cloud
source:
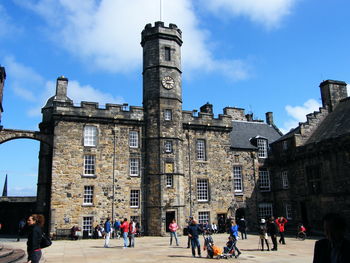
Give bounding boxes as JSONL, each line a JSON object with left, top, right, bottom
{"left": 204, "top": 0, "right": 297, "bottom": 29}
{"left": 9, "top": 186, "right": 36, "bottom": 196}
{"left": 0, "top": 4, "right": 20, "bottom": 38}
{"left": 281, "top": 99, "right": 322, "bottom": 134}
{"left": 2, "top": 56, "right": 124, "bottom": 117}
{"left": 15, "top": 0, "right": 250, "bottom": 80}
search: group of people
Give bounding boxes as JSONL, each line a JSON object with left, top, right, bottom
{"left": 258, "top": 216, "right": 288, "bottom": 251}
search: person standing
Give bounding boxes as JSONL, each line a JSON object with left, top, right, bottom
{"left": 120, "top": 218, "right": 129, "bottom": 248}
{"left": 26, "top": 214, "right": 44, "bottom": 263}
{"left": 104, "top": 217, "right": 111, "bottom": 248}
{"left": 258, "top": 219, "right": 270, "bottom": 251}
{"left": 113, "top": 219, "right": 121, "bottom": 239}
{"left": 128, "top": 218, "right": 136, "bottom": 248}
{"left": 238, "top": 217, "right": 247, "bottom": 240}
{"left": 169, "top": 219, "right": 179, "bottom": 246}
{"left": 276, "top": 216, "right": 288, "bottom": 244}
{"left": 313, "top": 213, "right": 350, "bottom": 263}
{"left": 187, "top": 219, "right": 202, "bottom": 258}
{"left": 267, "top": 217, "right": 278, "bottom": 251}
{"left": 229, "top": 220, "right": 242, "bottom": 258}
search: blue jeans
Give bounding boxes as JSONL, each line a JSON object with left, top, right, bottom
{"left": 28, "top": 249, "right": 42, "bottom": 263}
{"left": 129, "top": 233, "right": 135, "bottom": 247}
{"left": 170, "top": 231, "right": 179, "bottom": 245}
{"left": 190, "top": 237, "right": 201, "bottom": 256}
{"left": 123, "top": 232, "right": 129, "bottom": 247}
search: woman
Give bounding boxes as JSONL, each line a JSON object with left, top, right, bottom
{"left": 229, "top": 220, "right": 241, "bottom": 258}
{"left": 26, "top": 214, "right": 44, "bottom": 263}
{"left": 168, "top": 219, "right": 179, "bottom": 246}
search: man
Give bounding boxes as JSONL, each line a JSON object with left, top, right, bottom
{"left": 113, "top": 219, "right": 121, "bottom": 239}
{"left": 258, "top": 219, "right": 270, "bottom": 251}
{"left": 275, "top": 216, "right": 288, "bottom": 244}
{"left": 313, "top": 213, "right": 350, "bottom": 263}
{"left": 267, "top": 217, "right": 278, "bottom": 251}
{"left": 238, "top": 217, "right": 247, "bottom": 240}
{"left": 128, "top": 218, "right": 136, "bottom": 248}
{"left": 17, "top": 218, "right": 26, "bottom": 242}
{"left": 120, "top": 218, "right": 129, "bottom": 248}
{"left": 104, "top": 217, "right": 111, "bottom": 248}
{"left": 187, "top": 219, "right": 202, "bottom": 258}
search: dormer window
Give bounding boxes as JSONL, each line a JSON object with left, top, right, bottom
{"left": 257, "top": 139, "right": 268, "bottom": 158}
{"left": 282, "top": 140, "right": 288, "bottom": 150}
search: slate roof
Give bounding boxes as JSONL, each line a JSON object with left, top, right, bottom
{"left": 230, "top": 120, "right": 282, "bottom": 149}
{"left": 307, "top": 97, "right": 350, "bottom": 144}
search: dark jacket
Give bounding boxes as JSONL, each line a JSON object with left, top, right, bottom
{"left": 267, "top": 221, "right": 278, "bottom": 236}
{"left": 188, "top": 224, "right": 202, "bottom": 239}
{"left": 313, "top": 238, "right": 350, "bottom": 263}
{"left": 27, "top": 224, "right": 42, "bottom": 257}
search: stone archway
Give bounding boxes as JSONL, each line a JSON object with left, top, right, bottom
{"left": 0, "top": 128, "right": 52, "bottom": 146}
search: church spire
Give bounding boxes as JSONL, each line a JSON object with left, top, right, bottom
{"left": 2, "top": 174, "right": 7, "bottom": 197}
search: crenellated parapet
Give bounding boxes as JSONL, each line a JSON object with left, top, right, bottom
{"left": 182, "top": 109, "right": 232, "bottom": 132}
{"left": 294, "top": 107, "right": 329, "bottom": 146}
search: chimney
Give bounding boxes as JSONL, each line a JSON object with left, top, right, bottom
{"left": 245, "top": 113, "right": 253, "bottom": 121}
{"left": 266, "top": 112, "right": 274, "bottom": 125}
{"left": 320, "top": 80, "right": 348, "bottom": 112}
{"left": 200, "top": 102, "right": 213, "bottom": 114}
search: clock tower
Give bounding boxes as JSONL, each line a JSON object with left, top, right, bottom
{"left": 141, "top": 22, "right": 185, "bottom": 235}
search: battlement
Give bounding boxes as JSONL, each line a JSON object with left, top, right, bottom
{"left": 141, "top": 21, "right": 182, "bottom": 46}
{"left": 182, "top": 109, "right": 232, "bottom": 131}
{"left": 50, "top": 101, "right": 144, "bottom": 122}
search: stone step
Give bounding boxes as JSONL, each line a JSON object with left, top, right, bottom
{"left": 0, "top": 249, "right": 25, "bottom": 263}
{"left": 0, "top": 248, "right": 13, "bottom": 258}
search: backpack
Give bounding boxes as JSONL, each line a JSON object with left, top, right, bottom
{"left": 40, "top": 233, "right": 52, "bottom": 249}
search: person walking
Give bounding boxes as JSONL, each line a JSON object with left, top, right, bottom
{"left": 187, "top": 219, "right": 202, "bottom": 258}
{"left": 169, "top": 219, "right": 179, "bottom": 246}
{"left": 276, "top": 216, "right": 288, "bottom": 244}
{"left": 17, "top": 218, "right": 26, "bottom": 242}
{"left": 104, "top": 217, "right": 111, "bottom": 248}
{"left": 229, "top": 220, "right": 242, "bottom": 258}
{"left": 120, "top": 218, "right": 129, "bottom": 248}
{"left": 258, "top": 218, "right": 270, "bottom": 251}
{"left": 238, "top": 217, "right": 247, "bottom": 239}
{"left": 26, "top": 214, "right": 44, "bottom": 263}
{"left": 128, "top": 218, "right": 136, "bottom": 248}
{"left": 267, "top": 217, "right": 278, "bottom": 251}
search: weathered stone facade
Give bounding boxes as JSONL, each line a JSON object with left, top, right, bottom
{"left": 271, "top": 80, "right": 350, "bottom": 233}
{"left": 0, "top": 22, "right": 283, "bottom": 236}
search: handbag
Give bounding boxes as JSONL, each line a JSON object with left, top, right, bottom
{"left": 40, "top": 233, "right": 52, "bottom": 248}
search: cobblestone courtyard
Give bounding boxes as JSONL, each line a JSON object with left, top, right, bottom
{"left": 1, "top": 233, "right": 316, "bottom": 263}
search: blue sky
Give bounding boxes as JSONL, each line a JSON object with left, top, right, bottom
{"left": 0, "top": 0, "right": 349, "bottom": 196}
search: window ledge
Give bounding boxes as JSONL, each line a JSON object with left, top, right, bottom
{"left": 82, "top": 204, "right": 94, "bottom": 207}
{"left": 81, "top": 175, "right": 97, "bottom": 178}
{"left": 234, "top": 192, "right": 244, "bottom": 196}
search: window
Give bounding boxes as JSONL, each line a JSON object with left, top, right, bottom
{"left": 285, "top": 203, "right": 292, "bottom": 220}
{"left": 130, "top": 158, "right": 139, "bottom": 176}
{"left": 282, "top": 140, "right": 288, "bottom": 150}
{"left": 129, "top": 131, "right": 139, "bottom": 148}
{"left": 164, "top": 109, "right": 172, "bottom": 121}
{"left": 197, "top": 179, "right": 209, "bottom": 202}
{"left": 196, "top": 139, "right": 206, "bottom": 161}
{"left": 130, "top": 190, "right": 140, "bottom": 207}
{"left": 165, "top": 47, "right": 171, "bottom": 61}
{"left": 84, "top": 126, "right": 97, "bottom": 146}
{"left": 306, "top": 165, "right": 321, "bottom": 194}
{"left": 198, "top": 211, "right": 210, "bottom": 224}
{"left": 258, "top": 203, "right": 273, "bottom": 219}
{"left": 257, "top": 139, "right": 267, "bottom": 158}
{"left": 83, "top": 216, "right": 93, "bottom": 235}
{"left": 83, "top": 186, "right": 94, "bottom": 205}
{"left": 259, "top": 169, "right": 270, "bottom": 191}
{"left": 233, "top": 166, "right": 243, "bottom": 192}
{"left": 164, "top": 141, "right": 173, "bottom": 153}
{"left": 166, "top": 174, "right": 173, "bottom": 187}
{"left": 281, "top": 171, "right": 289, "bottom": 189}
{"left": 84, "top": 155, "right": 95, "bottom": 175}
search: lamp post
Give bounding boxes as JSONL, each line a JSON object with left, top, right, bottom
{"left": 186, "top": 131, "right": 193, "bottom": 217}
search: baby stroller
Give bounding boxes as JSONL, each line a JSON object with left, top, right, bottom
{"left": 203, "top": 232, "right": 229, "bottom": 259}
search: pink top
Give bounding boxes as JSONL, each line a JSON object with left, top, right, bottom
{"left": 169, "top": 222, "right": 179, "bottom": 232}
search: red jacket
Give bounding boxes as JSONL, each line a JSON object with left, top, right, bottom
{"left": 121, "top": 221, "right": 129, "bottom": 233}
{"left": 275, "top": 217, "right": 288, "bottom": 232}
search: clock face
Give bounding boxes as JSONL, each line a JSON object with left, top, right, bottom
{"left": 161, "top": 76, "right": 175, "bottom": 90}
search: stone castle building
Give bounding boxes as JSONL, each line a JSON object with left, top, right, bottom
{"left": 3, "top": 22, "right": 348, "bottom": 236}
{"left": 34, "top": 22, "right": 281, "bottom": 236}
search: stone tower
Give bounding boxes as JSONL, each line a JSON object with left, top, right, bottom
{"left": 141, "top": 22, "right": 185, "bottom": 235}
